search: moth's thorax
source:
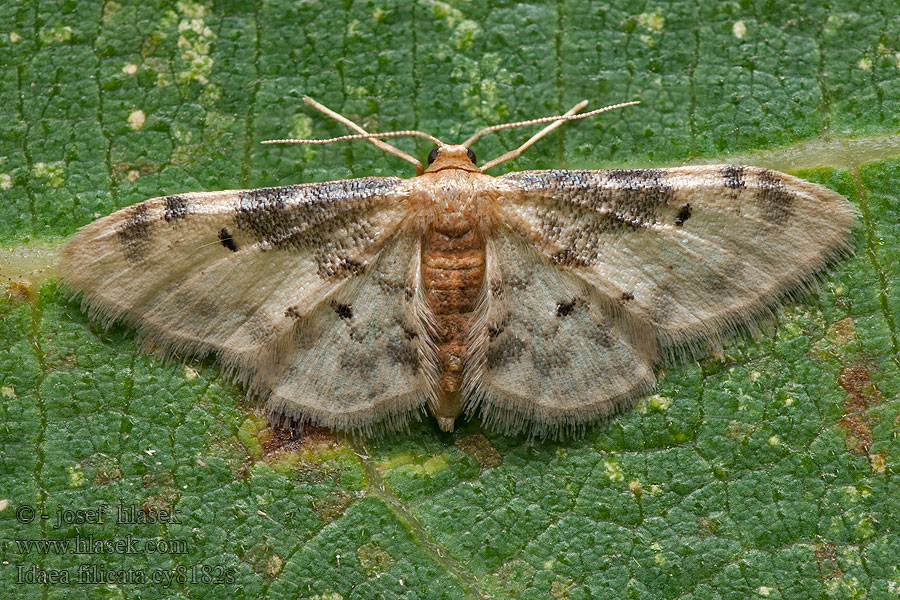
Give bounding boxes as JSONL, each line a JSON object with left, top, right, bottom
{"left": 408, "top": 167, "right": 498, "bottom": 232}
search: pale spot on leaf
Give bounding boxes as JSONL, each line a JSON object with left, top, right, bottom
{"left": 380, "top": 451, "right": 450, "bottom": 476}
{"left": 638, "top": 12, "right": 665, "bottom": 31}
{"left": 39, "top": 25, "right": 73, "bottom": 44}
{"left": 453, "top": 19, "right": 480, "bottom": 50}
{"left": 32, "top": 162, "right": 65, "bottom": 187}
{"left": 128, "top": 110, "right": 146, "bottom": 130}
{"left": 291, "top": 114, "right": 314, "bottom": 140}
{"left": 649, "top": 394, "right": 670, "bottom": 411}
{"left": 429, "top": 0, "right": 464, "bottom": 26}
{"left": 267, "top": 554, "right": 283, "bottom": 577}
{"left": 629, "top": 480, "right": 643, "bottom": 496}
{"left": 68, "top": 464, "right": 85, "bottom": 487}
{"left": 733, "top": 20, "right": 747, "bottom": 39}
{"left": 171, "top": 1, "right": 216, "bottom": 86}
{"left": 175, "top": 0, "right": 205, "bottom": 17}
{"left": 604, "top": 459, "right": 624, "bottom": 481}
{"left": 825, "top": 575, "right": 863, "bottom": 599}
{"left": 651, "top": 543, "right": 666, "bottom": 564}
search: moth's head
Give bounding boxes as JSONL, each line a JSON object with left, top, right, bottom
{"left": 425, "top": 144, "right": 479, "bottom": 174}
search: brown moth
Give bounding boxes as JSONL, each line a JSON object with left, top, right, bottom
{"left": 60, "top": 98, "right": 856, "bottom": 438}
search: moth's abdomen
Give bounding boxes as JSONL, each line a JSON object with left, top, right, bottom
{"left": 422, "top": 220, "right": 486, "bottom": 430}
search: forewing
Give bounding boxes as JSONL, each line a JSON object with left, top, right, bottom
{"left": 261, "top": 231, "right": 426, "bottom": 433}
{"left": 60, "top": 177, "right": 408, "bottom": 379}
{"left": 496, "top": 165, "right": 855, "bottom": 357}
{"left": 465, "top": 228, "right": 656, "bottom": 438}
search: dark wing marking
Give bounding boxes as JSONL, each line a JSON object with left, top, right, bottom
{"left": 262, "top": 231, "right": 427, "bottom": 434}
{"left": 496, "top": 165, "right": 855, "bottom": 358}
{"left": 462, "top": 229, "right": 656, "bottom": 438}
{"left": 61, "top": 177, "right": 409, "bottom": 392}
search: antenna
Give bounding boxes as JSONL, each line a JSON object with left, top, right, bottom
{"left": 474, "top": 100, "right": 640, "bottom": 171}
{"left": 262, "top": 96, "right": 640, "bottom": 175}
{"left": 261, "top": 96, "right": 441, "bottom": 175}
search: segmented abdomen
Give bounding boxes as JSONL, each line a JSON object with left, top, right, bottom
{"left": 422, "top": 220, "right": 486, "bottom": 419}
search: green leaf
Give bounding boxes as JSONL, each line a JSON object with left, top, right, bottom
{"left": 2, "top": 1, "right": 900, "bottom": 599}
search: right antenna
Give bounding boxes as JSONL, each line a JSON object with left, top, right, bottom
{"left": 473, "top": 100, "right": 640, "bottom": 172}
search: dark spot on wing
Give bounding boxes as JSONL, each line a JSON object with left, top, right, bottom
{"left": 331, "top": 302, "right": 353, "bottom": 320}
{"left": 590, "top": 323, "right": 615, "bottom": 348}
{"left": 550, "top": 248, "right": 592, "bottom": 268}
{"left": 556, "top": 299, "right": 577, "bottom": 317}
{"left": 699, "top": 259, "right": 744, "bottom": 295}
{"left": 699, "top": 270, "right": 729, "bottom": 294}
{"left": 491, "top": 280, "right": 503, "bottom": 297}
{"left": 339, "top": 349, "right": 376, "bottom": 373}
{"left": 175, "top": 288, "right": 218, "bottom": 321}
{"left": 371, "top": 260, "right": 406, "bottom": 295}
{"left": 488, "top": 319, "right": 506, "bottom": 339}
{"left": 244, "top": 315, "right": 277, "bottom": 343}
{"left": 598, "top": 169, "right": 675, "bottom": 230}
{"left": 234, "top": 186, "right": 288, "bottom": 241}
{"left": 506, "top": 274, "right": 529, "bottom": 291}
{"left": 674, "top": 203, "right": 692, "bottom": 226}
{"left": 508, "top": 170, "right": 674, "bottom": 268}
{"left": 164, "top": 195, "right": 189, "bottom": 221}
{"left": 511, "top": 168, "right": 674, "bottom": 225}
{"left": 117, "top": 203, "right": 152, "bottom": 263}
{"left": 246, "top": 315, "right": 278, "bottom": 342}
{"left": 487, "top": 335, "right": 526, "bottom": 369}
{"left": 233, "top": 178, "right": 401, "bottom": 251}
{"left": 285, "top": 306, "right": 301, "bottom": 319}
{"left": 404, "top": 286, "right": 413, "bottom": 302}
{"left": 534, "top": 348, "right": 572, "bottom": 377}
{"left": 621, "top": 291, "right": 635, "bottom": 302}
{"left": 755, "top": 170, "right": 796, "bottom": 226}
{"left": 721, "top": 165, "right": 745, "bottom": 189}
{"left": 648, "top": 289, "right": 677, "bottom": 326}
{"left": 219, "top": 228, "right": 238, "bottom": 252}
{"left": 317, "top": 255, "right": 366, "bottom": 280}
{"left": 385, "top": 339, "right": 418, "bottom": 370}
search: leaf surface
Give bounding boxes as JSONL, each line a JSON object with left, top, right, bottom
{"left": 2, "top": 1, "right": 899, "bottom": 598}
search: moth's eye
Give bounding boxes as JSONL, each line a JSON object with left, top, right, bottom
{"left": 466, "top": 148, "right": 477, "bottom": 164}
{"left": 427, "top": 147, "right": 439, "bottom": 165}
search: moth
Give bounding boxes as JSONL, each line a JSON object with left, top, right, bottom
{"left": 60, "top": 97, "right": 856, "bottom": 438}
